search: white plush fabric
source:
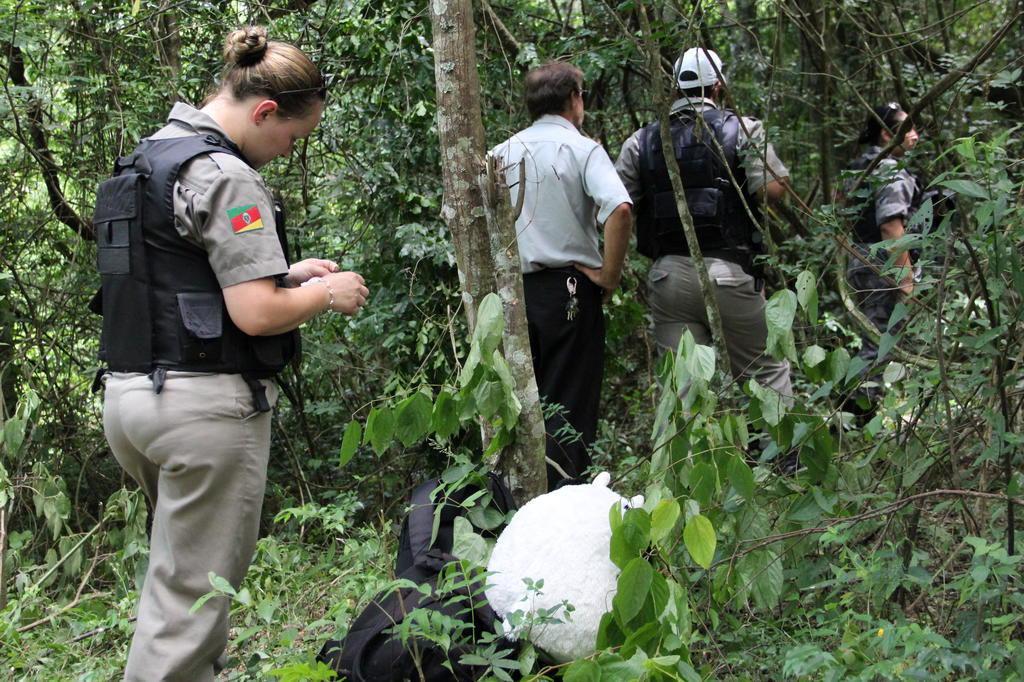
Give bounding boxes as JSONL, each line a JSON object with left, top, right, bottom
{"left": 485, "top": 472, "right": 643, "bottom": 662}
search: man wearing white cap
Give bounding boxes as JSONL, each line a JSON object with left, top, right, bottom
{"left": 615, "top": 47, "right": 792, "bottom": 396}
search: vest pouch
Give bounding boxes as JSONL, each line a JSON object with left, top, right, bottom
{"left": 176, "top": 292, "right": 224, "bottom": 363}
{"left": 94, "top": 172, "right": 144, "bottom": 276}
{"left": 684, "top": 186, "right": 724, "bottom": 228}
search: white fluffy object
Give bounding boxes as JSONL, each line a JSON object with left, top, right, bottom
{"left": 485, "top": 472, "right": 643, "bottom": 662}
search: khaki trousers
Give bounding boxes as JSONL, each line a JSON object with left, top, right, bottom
{"left": 648, "top": 254, "right": 792, "bottom": 396}
{"left": 103, "top": 372, "right": 278, "bottom": 682}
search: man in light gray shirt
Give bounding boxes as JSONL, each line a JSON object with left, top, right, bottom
{"left": 490, "top": 61, "right": 632, "bottom": 489}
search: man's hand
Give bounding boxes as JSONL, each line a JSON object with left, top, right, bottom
{"left": 324, "top": 271, "right": 369, "bottom": 315}
{"left": 574, "top": 264, "right": 619, "bottom": 302}
{"left": 577, "top": 202, "right": 632, "bottom": 303}
{"left": 285, "top": 258, "right": 339, "bottom": 286}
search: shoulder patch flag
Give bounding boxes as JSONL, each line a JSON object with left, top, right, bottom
{"left": 227, "top": 204, "right": 264, "bottom": 234}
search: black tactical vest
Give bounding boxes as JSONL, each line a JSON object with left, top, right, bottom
{"left": 635, "top": 108, "right": 762, "bottom": 261}
{"left": 91, "top": 134, "right": 298, "bottom": 379}
{"left": 847, "top": 151, "right": 922, "bottom": 244}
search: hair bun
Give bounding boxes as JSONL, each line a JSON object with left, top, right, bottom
{"left": 224, "top": 26, "right": 268, "bottom": 67}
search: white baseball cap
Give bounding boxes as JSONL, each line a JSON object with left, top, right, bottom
{"left": 673, "top": 47, "right": 725, "bottom": 89}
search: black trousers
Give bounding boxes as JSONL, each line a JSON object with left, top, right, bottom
{"left": 522, "top": 267, "right": 605, "bottom": 490}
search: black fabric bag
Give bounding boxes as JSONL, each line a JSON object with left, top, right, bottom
{"left": 317, "top": 473, "right": 516, "bottom": 681}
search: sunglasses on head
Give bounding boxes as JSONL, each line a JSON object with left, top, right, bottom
{"left": 273, "top": 72, "right": 335, "bottom": 102}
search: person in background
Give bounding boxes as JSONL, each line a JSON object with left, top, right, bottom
{"left": 842, "top": 102, "right": 921, "bottom": 413}
{"left": 489, "top": 62, "right": 633, "bottom": 490}
{"left": 615, "top": 46, "right": 792, "bottom": 397}
{"left": 94, "top": 26, "right": 368, "bottom": 681}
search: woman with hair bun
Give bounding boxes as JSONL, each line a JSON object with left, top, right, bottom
{"left": 93, "top": 27, "right": 368, "bottom": 680}
{"left": 843, "top": 102, "right": 920, "bottom": 412}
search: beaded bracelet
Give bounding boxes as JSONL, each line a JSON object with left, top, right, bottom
{"left": 301, "top": 276, "right": 335, "bottom": 312}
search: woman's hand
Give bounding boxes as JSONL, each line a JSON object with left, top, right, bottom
{"left": 285, "top": 258, "right": 339, "bottom": 286}
{"left": 322, "top": 271, "right": 369, "bottom": 315}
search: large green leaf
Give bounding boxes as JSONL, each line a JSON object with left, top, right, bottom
{"left": 939, "top": 178, "right": 989, "bottom": 200}
{"left": 609, "top": 508, "right": 651, "bottom": 569}
{"left": 564, "top": 659, "right": 601, "bottom": 682}
{"left": 395, "top": 391, "right": 433, "bottom": 446}
{"left": 686, "top": 342, "right": 716, "bottom": 382}
{"left": 683, "top": 514, "right": 716, "bottom": 569}
{"left": 727, "top": 455, "right": 755, "bottom": 500}
{"left": 338, "top": 420, "right": 361, "bottom": 467}
{"left": 613, "top": 557, "right": 654, "bottom": 626}
{"left": 689, "top": 462, "right": 717, "bottom": 507}
{"left": 738, "top": 549, "right": 783, "bottom": 609}
{"left": 364, "top": 406, "right": 395, "bottom": 455}
{"left": 795, "top": 270, "right": 818, "bottom": 322}
{"left": 431, "top": 390, "right": 460, "bottom": 440}
{"left": 650, "top": 498, "right": 681, "bottom": 544}
{"left": 473, "top": 293, "right": 505, "bottom": 356}
{"left": 764, "top": 289, "right": 798, "bottom": 361}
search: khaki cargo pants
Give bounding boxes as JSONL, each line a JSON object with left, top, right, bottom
{"left": 103, "top": 371, "right": 278, "bottom": 682}
{"left": 647, "top": 254, "right": 793, "bottom": 397}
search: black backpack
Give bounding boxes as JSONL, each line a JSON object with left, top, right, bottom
{"left": 317, "top": 473, "right": 516, "bottom": 681}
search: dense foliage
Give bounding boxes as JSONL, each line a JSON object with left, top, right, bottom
{"left": 1, "top": 0, "right": 1022, "bottom": 679}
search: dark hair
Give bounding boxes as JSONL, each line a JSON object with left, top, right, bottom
{"left": 524, "top": 62, "right": 583, "bottom": 121}
{"left": 215, "top": 26, "right": 325, "bottom": 118}
{"left": 679, "top": 83, "right": 717, "bottom": 98}
{"left": 859, "top": 102, "right": 906, "bottom": 145}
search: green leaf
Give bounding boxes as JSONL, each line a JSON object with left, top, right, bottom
{"left": 883, "top": 361, "right": 907, "bottom": 384}
{"left": 727, "top": 455, "right": 755, "bottom": 500}
{"left": 3, "top": 418, "right": 27, "bottom": 457}
{"left": 564, "top": 659, "right": 601, "bottom": 682}
{"left": 683, "top": 514, "right": 716, "bottom": 569}
{"left": 876, "top": 332, "right": 897, "bottom": 361}
{"left": 613, "top": 557, "right": 654, "bottom": 625}
{"left": 748, "top": 379, "right": 784, "bottom": 427}
{"left": 650, "top": 499, "right": 681, "bottom": 544}
{"left": 738, "top": 549, "right": 783, "bottom": 609}
{"left": 764, "top": 289, "right": 798, "bottom": 361}
{"left": 473, "top": 293, "right": 505, "bottom": 356}
{"left": 610, "top": 508, "right": 651, "bottom": 568}
{"left": 131, "top": 0, "right": 141, "bottom": 16}
{"left": 687, "top": 342, "right": 716, "bottom": 382}
{"left": 431, "top": 390, "right": 460, "bottom": 440}
{"left": 689, "top": 462, "right": 717, "bottom": 507}
{"left": 803, "top": 344, "right": 827, "bottom": 369}
{"left": 338, "top": 420, "right": 361, "bottom": 467}
{"left": 939, "top": 178, "right": 989, "bottom": 200}
{"left": 452, "top": 516, "right": 490, "bottom": 566}
{"left": 472, "top": 379, "right": 504, "bottom": 420}
{"left": 395, "top": 391, "right": 432, "bottom": 446}
{"left": 364, "top": 406, "right": 395, "bottom": 455}
{"left": 795, "top": 270, "right": 818, "bottom": 322}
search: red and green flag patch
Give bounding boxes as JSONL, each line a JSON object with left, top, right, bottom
{"left": 227, "top": 204, "right": 264, "bottom": 234}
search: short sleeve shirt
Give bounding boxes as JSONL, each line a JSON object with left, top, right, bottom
{"left": 489, "top": 115, "right": 633, "bottom": 274}
{"left": 148, "top": 103, "right": 289, "bottom": 288}
{"left": 864, "top": 147, "right": 918, "bottom": 225}
{"left": 615, "top": 97, "right": 789, "bottom": 204}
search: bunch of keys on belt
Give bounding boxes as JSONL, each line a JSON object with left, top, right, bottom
{"left": 565, "top": 276, "right": 579, "bottom": 321}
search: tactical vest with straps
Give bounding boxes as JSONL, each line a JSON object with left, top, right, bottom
{"left": 91, "top": 134, "right": 298, "bottom": 382}
{"left": 847, "top": 150, "right": 922, "bottom": 244}
{"left": 635, "top": 108, "right": 763, "bottom": 262}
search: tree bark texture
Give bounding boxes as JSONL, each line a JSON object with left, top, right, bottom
{"left": 429, "top": 0, "right": 495, "bottom": 334}
{"left": 430, "top": 0, "right": 546, "bottom": 503}
{"left": 638, "top": 3, "right": 732, "bottom": 375}
{"left": 479, "top": 157, "right": 547, "bottom": 502}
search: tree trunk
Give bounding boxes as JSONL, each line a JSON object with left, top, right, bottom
{"left": 480, "top": 157, "right": 547, "bottom": 501}
{"left": 429, "top": 0, "right": 546, "bottom": 503}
